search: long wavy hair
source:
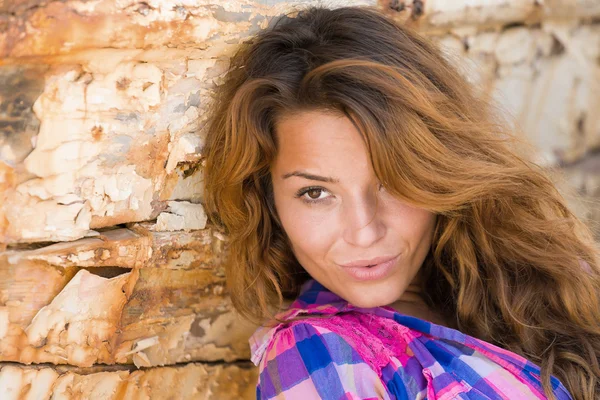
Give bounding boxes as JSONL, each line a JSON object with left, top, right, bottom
{"left": 201, "top": 6, "right": 600, "bottom": 399}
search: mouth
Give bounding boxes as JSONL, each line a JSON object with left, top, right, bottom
{"left": 339, "top": 254, "right": 401, "bottom": 281}
{"left": 340, "top": 254, "right": 399, "bottom": 269}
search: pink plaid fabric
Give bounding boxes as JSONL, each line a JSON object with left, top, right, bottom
{"left": 250, "top": 279, "right": 572, "bottom": 400}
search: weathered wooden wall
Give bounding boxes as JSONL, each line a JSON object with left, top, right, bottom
{"left": 0, "top": 0, "right": 598, "bottom": 398}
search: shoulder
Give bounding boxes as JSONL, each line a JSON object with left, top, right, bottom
{"left": 260, "top": 320, "right": 359, "bottom": 367}
{"left": 255, "top": 319, "right": 390, "bottom": 400}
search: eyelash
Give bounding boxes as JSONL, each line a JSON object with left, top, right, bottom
{"left": 295, "top": 186, "right": 331, "bottom": 205}
{"left": 295, "top": 183, "right": 385, "bottom": 205}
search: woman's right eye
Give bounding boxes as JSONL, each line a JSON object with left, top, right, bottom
{"left": 295, "top": 187, "right": 331, "bottom": 204}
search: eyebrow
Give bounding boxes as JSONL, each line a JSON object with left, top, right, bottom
{"left": 282, "top": 171, "right": 340, "bottom": 184}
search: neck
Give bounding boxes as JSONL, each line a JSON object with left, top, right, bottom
{"left": 395, "top": 282, "right": 425, "bottom": 304}
{"left": 387, "top": 282, "right": 428, "bottom": 313}
{"left": 388, "top": 282, "right": 455, "bottom": 329}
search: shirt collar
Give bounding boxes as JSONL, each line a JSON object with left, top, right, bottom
{"left": 294, "top": 278, "right": 349, "bottom": 307}
{"left": 249, "top": 278, "right": 389, "bottom": 365}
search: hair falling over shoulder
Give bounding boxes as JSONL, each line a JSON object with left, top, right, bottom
{"left": 201, "top": 6, "right": 600, "bottom": 399}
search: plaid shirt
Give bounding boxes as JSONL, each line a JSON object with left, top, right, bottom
{"left": 250, "top": 279, "right": 572, "bottom": 399}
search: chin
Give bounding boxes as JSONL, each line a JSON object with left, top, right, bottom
{"left": 349, "top": 298, "right": 381, "bottom": 308}
{"left": 344, "top": 286, "right": 398, "bottom": 309}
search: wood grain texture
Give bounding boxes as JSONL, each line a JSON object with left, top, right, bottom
{"left": 0, "top": 362, "right": 258, "bottom": 399}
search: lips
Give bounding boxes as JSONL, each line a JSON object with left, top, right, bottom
{"left": 340, "top": 254, "right": 400, "bottom": 281}
{"left": 340, "top": 254, "right": 399, "bottom": 268}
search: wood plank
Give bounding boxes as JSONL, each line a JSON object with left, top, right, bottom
{"left": 2, "top": 268, "right": 137, "bottom": 367}
{"left": 1, "top": 227, "right": 257, "bottom": 366}
{"left": 0, "top": 362, "right": 258, "bottom": 400}
{"left": 4, "top": 224, "right": 227, "bottom": 270}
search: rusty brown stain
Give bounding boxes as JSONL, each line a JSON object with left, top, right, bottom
{"left": 0, "top": 3, "right": 221, "bottom": 58}
{"left": 157, "top": 161, "right": 203, "bottom": 201}
{"left": 190, "top": 317, "right": 206, "bottom": 337}
{"left": 413, "top": 0, "right": 424, "bottom": 19}
{"left": 120, "top": 269, "right": 227, "bottom": 325}
{"left": 383, "top": 0, "right": 424, "bottom": 27}
{"left": 0, "top": 161, "right": 16, "bottom": 192}
{"left": 0, "top": 0, "right": 48, "bottom": 14}
{"left": 91, "top": 125, "right": 103, "bottom": 141}
{"left": 126, "top": 133, "right": 170, "bottom": 180}
{"left": 120, "top": 283, "right": 228, "bottom": 328}
{"left": 157, "top": 170, "right": 179, "bottom": 201}
{"left": 177, "top": 161, "right": 202, "bottom": 179}
{"left": 94, "top": 247, "right": 106, "bottom": 259}
{"left": 166, "top": 248, "right": 183, "bottom": 260}
{"left": 388, "top": 0, "right": 406, "bottom": 12}
{"left": 147, "top": 231, "right": 225, "bottom": 270}
{"left": 0, "top": 65, "right": 46, "bottom": 156}
{"left": 115, "top": 77, "right": 131, "bottom": 91}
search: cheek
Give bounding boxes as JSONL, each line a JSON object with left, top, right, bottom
{"left": 275, "top": 201, "right": 336, "bottom": 259}
{"left": 410, "top": 210, "right": 436, "bottom": 243}
{"left": 286, "top": 211, "right": 334, "bottom": 248}
{"left": 386, "top": 201, "right": 436, "bottom": 239}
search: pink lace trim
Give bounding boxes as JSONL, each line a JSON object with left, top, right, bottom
{"left": 288, "top": 311, "right": 417, "bottom": 377}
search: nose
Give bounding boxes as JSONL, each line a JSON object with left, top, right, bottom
{"left": 341, "top": 187, "right": 385, "bottom": 248}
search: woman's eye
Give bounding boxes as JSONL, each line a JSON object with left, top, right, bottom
{"left": 306, "top": 188, "right": 324, "bottom": 199}
{"left": 295, "top": 187, "right": 331, "bottom": 203}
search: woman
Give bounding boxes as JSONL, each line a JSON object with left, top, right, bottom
{"left": 202, "top": 5, "right": 600, "bottom": 399}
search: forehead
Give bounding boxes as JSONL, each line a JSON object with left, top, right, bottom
{"left": 273, "top": 110, "right": 366, "bottom": 154}
{"left": 270, "top": 110, "right": 373, "bottom": 180}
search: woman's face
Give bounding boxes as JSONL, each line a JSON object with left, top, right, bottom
{"left": 270, "top": 109, "right": 437, "bottom": 308}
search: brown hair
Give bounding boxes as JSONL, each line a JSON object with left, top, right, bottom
{"left": 202, "top": 6, "right": 600, "bottom": 399}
